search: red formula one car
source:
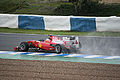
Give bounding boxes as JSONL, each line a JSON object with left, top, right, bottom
{"left": 14, "top": 35, "right": 81, "bottom": 54}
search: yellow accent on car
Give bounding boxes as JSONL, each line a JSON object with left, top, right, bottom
{"left": 38, "top": 43, "right": 42, "bottom": 47}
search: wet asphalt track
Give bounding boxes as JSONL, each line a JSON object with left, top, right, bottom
{"left": 0, "top": 33, "right": 120, "bottom": 80}
{"left": 0, "top": 33, "right": 120, "bottom": 56}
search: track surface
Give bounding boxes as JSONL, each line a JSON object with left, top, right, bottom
{"left": 0, "top": 33, "right": 120, "bottom": 80}
{"left": 0, "top": 59, "right": 120, "bottom": 80}
{"left": 0, "top": 33, "right": 120, "bottom": 56}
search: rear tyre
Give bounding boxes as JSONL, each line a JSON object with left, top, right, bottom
{"left": 54, "top": 44, "right": 62, "bottom": 54}
{"left": 19, "top": 42, "right": 29, "bottom": 51}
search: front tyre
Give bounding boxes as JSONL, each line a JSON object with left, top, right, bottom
{"left": 19, "top": 42, "right": 29, "bottom": 51}
{"left": 54, "top": 44, "right": 62, "bottom": 54}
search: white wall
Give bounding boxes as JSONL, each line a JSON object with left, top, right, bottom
{"left": 0, "top": 14, "right": 120, "bottom": 32}
{"left": 44, "top": 16, "right": 70, "bottom": 30}
{"left": 0, "top": 14, "right": 18, "bottom": 28}
{"left": 96, "top": 17, "right": 120, "bottom": 32}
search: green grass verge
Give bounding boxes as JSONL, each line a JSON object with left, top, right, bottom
{"left": 0, "top": 28, "right": 120, "bottom": 37}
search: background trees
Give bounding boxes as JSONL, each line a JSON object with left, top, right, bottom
{"left": 0, "top": 0, "right": 28, "bottom": 13}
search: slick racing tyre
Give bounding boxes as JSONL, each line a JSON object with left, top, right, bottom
{"left": 54, "top": 44, "right": 62, "bottom": 54}
{"left": 19, "top": 42, "right": 29, "bottom": 51}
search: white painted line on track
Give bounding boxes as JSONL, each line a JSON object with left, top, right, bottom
{"left": 27, "top": 53, "right": 45, "bottom": 55}
{"left": 0, "top": 51, "right": 27, "bottom": 55}
{"left": 84, "top": 55, "right": 102, "bottom": 58}
{"left": 8, "top": 52, "right": 19, "bottom": 55}
{"left": 104, "top": 56, "right": 120, "bottom": 59}
{"left": 9, "top": 52, "right": 26, "bottom": 55}
{"left": 64, "top": 54, "right": 82, "bottom": 57}
{"left": 45, "top": 54, "right": 59, "bottom": 56}
{"left": 0, "top": 51, "right": 9, "bottom": 53}
{"left": 1, "top": 51, "right": 120, "bottom": 60}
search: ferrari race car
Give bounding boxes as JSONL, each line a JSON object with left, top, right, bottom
{"left": 14, "top": 35, "right": 81, "bottom": 54}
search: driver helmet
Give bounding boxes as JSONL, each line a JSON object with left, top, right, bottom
{"left": 49, "top": 35, "right": 53, "bottom": 40}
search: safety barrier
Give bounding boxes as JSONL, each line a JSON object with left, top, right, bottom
{"left": 70, "top": 17, "right": 96, "bottom": 31}
{"left": 96, "top": 17, "right": 120, "bottom": 32}
{"left": 18, "top": 15, "right": 45, "bottom": 30}
{"left": 0, "top": 14, "right": 18, "bottom": 28}
{"left": 0, "top": 14, "right": 120, "bottom": 32}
